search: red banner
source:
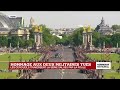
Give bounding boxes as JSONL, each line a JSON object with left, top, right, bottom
{"left": 9, "top": 62, "right": 96, "bottom": 70}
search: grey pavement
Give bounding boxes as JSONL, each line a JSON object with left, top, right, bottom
{"left": 32, "top": 46, "right": 88, "bottom": 79}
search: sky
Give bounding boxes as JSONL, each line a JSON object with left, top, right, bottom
{"left": 1, "top": 11, "right": 120, "bottom": 29}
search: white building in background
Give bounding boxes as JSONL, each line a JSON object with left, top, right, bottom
{"left": 77, "top": 25, "right": 83, "bottom": 28}
{"left": 50, "top": 28, "right": 76, "bottom": 39}
{"left": 56, "top": 35, "right": 62, "bottom": 39}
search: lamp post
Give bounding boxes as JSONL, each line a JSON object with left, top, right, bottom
{"left": 117, "top": 43, "right": 119, "bottom": 66}
{"left": 8, "top": 55, "right": 11, "bottom": 63}
{"left": 8, "top": 55, "right": 11, "bottom": 72}
{"left": 99, "top": 43, "right": 102, "bottom": 61}
{"left": 8, "top": 35, "right": 12, "bottom": 53}
{"left": 18, "top": 55, "right": 22, "bottom": 76}
{"left": 18, "top": 41, "right": 19, "bottom": 52}
{"left": 119, "top": 53, "right": 120, "bottom": 73}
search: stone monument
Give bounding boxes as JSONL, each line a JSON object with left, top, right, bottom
{"left": 33, "top": 25, "right": 43, "bottom": 50}
{"left": 82, "top": 25, "right": 93, "bottom": 50}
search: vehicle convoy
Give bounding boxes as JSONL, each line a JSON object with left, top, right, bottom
{"left": 51, "top": 53, "right": 62, "bottom": 59}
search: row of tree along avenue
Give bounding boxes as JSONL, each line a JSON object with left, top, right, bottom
{"left": 58, "top": 25, "right": 120, "bottom": 47}
{"left": 0, "top": 25, "right": 60, "bottom": 48}
{"left": 0, "top": 24, "right": 120, "bottom": 48}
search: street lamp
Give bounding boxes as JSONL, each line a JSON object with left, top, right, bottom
{"left": 8, "top": 35, "right": 11, "bottom": 52}
{"left": 18, "top": 55, "right": 22, "bottom": 76}
{"left": 17, "top": 41, "right": 19, "bottom": 52}
{"left": 8, "top": 55, "right": 11, "bottom": 63}
{"left": 8, "top": 55, "right": 11, "bottom": 72}
{"left": 119, "top": 53, "right": 120, "bottom": 73}
{"left": 99, "top": 43, "right": 102, "bottom": 61}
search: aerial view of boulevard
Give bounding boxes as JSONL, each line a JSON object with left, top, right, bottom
{"left": 0, "top": 11, "right": 120, "bottom": 79}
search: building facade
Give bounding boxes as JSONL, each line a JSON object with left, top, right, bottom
{"left": 9, "top": 16, "right": 24, "bottom": 28}
{"left": 10, "top": 28, "right": 30, "bottom": 40}
{"left": 29, "top": 17, "right": 43, "bottom": 49}
{"left": 50, "top": 28, "right": 76, "bottom": 39}
{"left": 95, "top": 17, "right": 113, "bottom": 35}
{"left": 0, "top": 12, "right": 30, "bottom": 40}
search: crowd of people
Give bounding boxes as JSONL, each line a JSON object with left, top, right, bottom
{"left": 73, "top": 46, "right": 104, "bottom": 79}
{"left": 19, "top": 45, "right": 59, "bottom": 79}
{"left": 73, "top": 47, "right": 87, "bottom": 62}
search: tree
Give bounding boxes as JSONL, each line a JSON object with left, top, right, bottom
{"left": 0, "top": 36, "right": 8, "bottom": 47}
{"left": 71, "top": 28, "right": 83, "bottom": 46}
{"left": 29, "top": 28, "right": 34, "bottom": 39}
{"left": 58, "top": 27, "right": 84, "bottom": 46}
{"left": 111, "top": 33, "right": 120, "bottom": 47}
{"left": 105, "top": 36, "right": 112, "bottom": 46}
{"left": 53, "top": 36, "right": 61, "bottom": 44}
{"left": 10, "top": 36, "right": 19, "bottom": 47}
{"left": 41, "top": 24, "right": 57, "bottom": 45}
{"left": 60, "top": 34, "right": 68, "bottom": 45}
{"left": 29, "top": 38, "right": 35, "bottom": 47}
{"left": 19, "top": 37, "right": 25, "bottom": 48}
{"left": 112, "top": 25, "right": 120, "bottom": 31}
{"left": 93, "top": 32, "right": 100, "bottom": 39}
{"left": 73, "top": 27, "right": 83, "bottom": 35}
{"left": 24, "top": 40, "right": 30, "bottom": 48}
{"left": 92, "top": 32, "right": 101, "bottom": 47}
{"left": 67, "top": 35, "right": 74, "bottom": 45}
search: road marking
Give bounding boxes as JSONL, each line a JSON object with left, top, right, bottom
{"left": 61, "top": 71, "right": 65, "bottom": 79}
{"left": 62, "top": 71, "right": 65, "bottom": 74}
{"left": 60, "top": 68, "right": 65, "bottom": 79}
{"left": 31, "top": 73, "right": 41, "bottom": 79}
{"left": 61, "top": 74, "right": 63, "bottom": 79}
{"left": 83, "top": 74, "right": 87, "bottom": 79}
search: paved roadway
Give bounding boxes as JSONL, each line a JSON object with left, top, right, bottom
{"left": 32, "top": 46, "right": 88, "bottom": 79}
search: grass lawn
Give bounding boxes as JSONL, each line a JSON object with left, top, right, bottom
{"left": 0, "top": 53, "right": 41, "bottom": 79}
{"left": 87, "top": 53, "right": 119, "bottom": 61}
{"left": 87, "top": 53, "right": 120, "bottom": 79}
{"left": 0, "top": 53, "right": 40, "bottom": 62}
{"left": 0, "top": 62, "right": 9, "bottom": 70}
{"left": 111, "top": 63, "right": 120, "bottom": 70}
{"left": 103, "top": 72, "right": 120, "bottom": 79}
{"left": 0, "top": 72, "right": 18, "bottom": 79}
{"left": 87, "top": 53, "right": 120, "bottom": 70}
{"left": 0, "top": 53, "right": 41, "bottom": 70}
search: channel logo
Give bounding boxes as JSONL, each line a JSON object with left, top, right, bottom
{"left": 96, "top": 62, "right": 111, "bottom": 69}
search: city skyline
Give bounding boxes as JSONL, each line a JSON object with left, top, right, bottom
{"left": 1, "top": 11, "right": 120, "bottom": 29}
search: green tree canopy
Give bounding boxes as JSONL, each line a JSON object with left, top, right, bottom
{"left": 41, "top": 24, "right": 57, "bottom": 46}
{"left": 0, "top": 36, "right": 8, "bottom": 47}
{"left": 112, "top": 25, "right": 120, "bottom": 31}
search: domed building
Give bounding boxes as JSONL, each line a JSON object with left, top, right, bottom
{"left": 95, "top": 17, "right": 113, "bottom": 35}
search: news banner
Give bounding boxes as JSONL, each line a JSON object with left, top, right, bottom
{"left": 9, "top": 62, "right": 111, "bottom": 70}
